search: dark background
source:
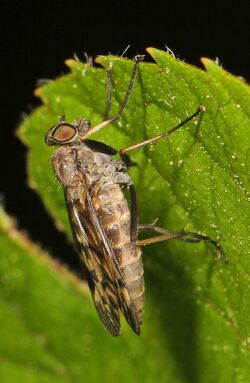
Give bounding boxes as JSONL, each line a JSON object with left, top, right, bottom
{"left": 1, "top": 0, "right": 249, "bottom": 269}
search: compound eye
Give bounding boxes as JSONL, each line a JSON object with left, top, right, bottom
{"left": 52, "top": 124, "right": 77, "bottom": 143}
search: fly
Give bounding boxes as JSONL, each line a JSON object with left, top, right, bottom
{"left": 45, "top": 55, "right": 225, "bottom": 336}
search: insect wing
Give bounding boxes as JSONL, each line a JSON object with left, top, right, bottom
{"left": 66, "top": 195, "right": 121, "bottom": 336}
{"left": 84, "top": 191, "right": 140, "bottom": 335}
{"left": 65, "top": 186, "right": 140, "bottom": 335}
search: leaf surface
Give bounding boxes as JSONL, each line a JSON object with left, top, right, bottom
{"left": 12, "top": 48, "right": 250, "bottom": 382}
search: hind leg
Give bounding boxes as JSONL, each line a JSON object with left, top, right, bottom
{"left": 137, "top": 224, "right": 226, "bottom": 261}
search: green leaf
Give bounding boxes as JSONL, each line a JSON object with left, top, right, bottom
{"left": 13, "top": 48, "right": 250, "bottom": 382}
{"left": 0, "top": 207, "right": 170, "bottom": 383}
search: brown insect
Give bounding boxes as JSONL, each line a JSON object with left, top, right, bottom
{"left": 45, "top": 55, "right": 224, "bottom": 336}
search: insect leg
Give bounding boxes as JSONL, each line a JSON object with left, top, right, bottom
{"left": 102, "top": 45, "right": 132, "bottom": 121}
{"left": 83, "top": 55, "right": 145, "bottom": 139}
{"left": 119, "top": 106, "right": 205, "bottom": 155}
{"left": 137, "top": 224, "right": 226, "bottom": 261}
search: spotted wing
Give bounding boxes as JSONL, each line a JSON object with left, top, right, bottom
{"left": 66, "top": 195, "right": 120, "bottom": 336}
{"left": 65, "top": 189, "right": 140, "bottom": 336}
{"left": 84, "top": 191, "right": 140, "bottom": 335}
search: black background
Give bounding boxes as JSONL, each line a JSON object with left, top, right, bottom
{"left": 1, "top": 0, "right": 249, "bottom": 269}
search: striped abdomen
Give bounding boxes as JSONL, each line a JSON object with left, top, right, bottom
{"left": 92, "top": 183, "right": 144, "bottom": 323}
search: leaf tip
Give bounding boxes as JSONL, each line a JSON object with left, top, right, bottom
{"left": 95, "top": 55, "right": 104, "bottom": 65}
{"left": 146, "top": 47, "right": 156, "bottom": 58}
{"left": 34, "top": 87, "right": 41, "bottom": 97}
{"left": 200, "top": 57, "right": 215, "bottom": 69}
{"left": 64, "top": 59, "right": 75, "bottom": 68}
{"left": 95, "top": 55, "right": 112, "bottom": 70}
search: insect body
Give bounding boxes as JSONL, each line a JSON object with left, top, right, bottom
{"left": 45, "top": 55, "right": 224, "bottom": 336}
{"left": 47, "top": 129, "right": 143, "bottom": 335}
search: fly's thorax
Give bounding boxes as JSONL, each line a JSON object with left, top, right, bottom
{"left": 52, "top": 142, "right": 130, "bottom": 190}
{"left": 76, "top": 147, "right": 128, "bottom": 187}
